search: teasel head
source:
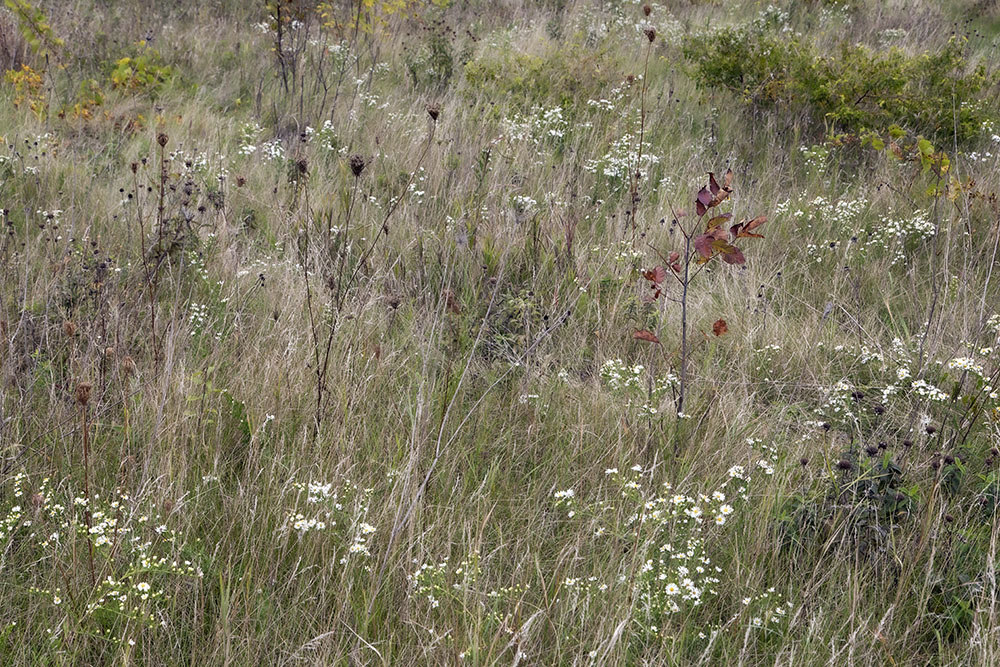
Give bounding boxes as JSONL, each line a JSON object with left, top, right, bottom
{"left": 75, "top": 382, "right": 92, "bottom": 407}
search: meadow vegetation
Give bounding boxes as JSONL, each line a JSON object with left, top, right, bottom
{"left": 1, "top": 0, "right": 1000, "bottom": 663}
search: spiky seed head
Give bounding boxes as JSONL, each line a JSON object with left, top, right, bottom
{"left": 348, "top": 154, "right": 366, "bottom": 178}
{"left": 75, "top": 382, "right": 92, "bottom": 406}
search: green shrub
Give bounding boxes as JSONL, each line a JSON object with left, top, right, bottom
{"left": 683, "top": 23, "right": 996, "bottom": 145}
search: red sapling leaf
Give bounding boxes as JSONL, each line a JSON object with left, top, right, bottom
{"left": 668, "top": 251, "right": 680, "bottom": 263}
{"left": 712, "top": 319, "right": 728, "bottom": 336}
{"left": 693, "top": 234, "right": 713, "bottom": 258}
{"left": 633, "top": 329, "right": 661, "bottom": 344}
{"left": 708, "top": 172, "right": 721, "bottom": 196}
{"left": 721, "top": 246, "right": 746, "bottom": 265}
{"left": 642, "top": 266, "right": 667, "bottom": 285}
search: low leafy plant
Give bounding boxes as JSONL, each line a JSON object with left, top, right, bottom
{"left": 683, "top": 20, "right": 996, "bottom": 145}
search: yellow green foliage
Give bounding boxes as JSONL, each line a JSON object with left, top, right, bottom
{"left": 4, "top": 63, "right": 44, "bottom": 117}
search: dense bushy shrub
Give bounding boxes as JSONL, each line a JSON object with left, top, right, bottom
{"left": 683, "top": 25, "right": 996, "bottom": 144}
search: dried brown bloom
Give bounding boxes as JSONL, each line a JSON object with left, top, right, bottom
{"left": 63, "top": 320, "right": 77, "bottom": 337}
{"left": 348, "top": 154, "right": 367, "bottom": 178}
{"left": 644, "top": 27, "right": 656, "bottom": 42}
{"left": 157, "top": 133, "right": 169, "bottom": 148}
{"left": 926, "top": 425, "right": 937, "bottom": 435}
{"left": 426, "top": 103, "right": 441, "bottom": 121}
{"left": 131, "top": 162, "right": 138, "bottom": 174}
{"left": 121, "top": 355, "right": 137, "bottom": 377}
{"left": 104, "top": 346, "right": 115, "bottom": 358}
{"left": 295, "top": 158, "right": 308, "bottom": 175}
{"left": 837, "top": 459, "right": 854, "bottom": 471}
{"left": 643, "top": 3, "right": 652, "bottom": 16}
{"left": 75, "top": 382, "right": 92, "bottom": 406}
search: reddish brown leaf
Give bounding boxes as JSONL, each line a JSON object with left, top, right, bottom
{"left": 712, "top": 319, "right": 728, "bottom": 336}
{"left": 697, "top": 187, "right": 713, "bottom": 208}
{"left": 723, "top": 168, "right": 734, "bottom": 189}
{"left": 693, "top": 234, "right": 713, "bottom": 258}
{"left": 648, "top": 266, "right": 667, "bottom": 284}
{"left": 695, "top": 200, "right": 707, "bottom": 217}
{"left": 708, "top": 172, "right": 721, "bottom": 196}
{"left": 721, "top": 246, "right": 746, "bottom": 265}
{"left": 744, "top": 215, "right": 767, "bottom": 232}
{"left": 668, "top": 251, "right": 680, "bottom": 263}
{"left": 671, "top": 262, "right": 682, "bottom": 273}
{"left": 633, "top": 329, "right": 661, "bottom": 344}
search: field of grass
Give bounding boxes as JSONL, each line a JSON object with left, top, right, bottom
{"left": 1, "top": 0, "right": 1000, "bottom": 663}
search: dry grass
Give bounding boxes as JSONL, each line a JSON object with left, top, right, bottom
{"left": 1, "top": 0, "right": 1000, "bottom": 664}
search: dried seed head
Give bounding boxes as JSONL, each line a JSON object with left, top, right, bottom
{"left": 902, "top": 439, "right": 914, "bottom": 448}
{"left": 926, "top": 425, "right": 937, "bottom": 435}
{"left": 865, "top": 445, "right": 879, "bottom": 457}
{"left": 130, "top": 162, "right": 138, "bottom": 174}
{"left": 837, "top": 459, "right": 854, "bottom": 471}
{"left": 799, "top": 457, "right": 809, "bottom": 467}
{"left": 295, "top": 158, "right": 308, "bottom": 175}
{"left": 63, "top": 320, "right": 77, "bottom": 337}
{"left": 643, "top": 3, "right": 652, "bottom": 16}
{"left": 121, "top": 355, "right": 136, "bottom": 377}
{"left": 348, "top": 154, "right": 367, "bottom": 178}
{"left": 75, "top": 382, "right": 92, "bottom": 406}
{"left": 426, "top": 102, "right": 441, "bottom": 121}
{"left": 157, "top": 133, "right": 169, "bottom": 148}
{"left": 104, "top": 346, "right": 115, "bottom": 358}
{"left": 644, "top": 27, "right": 656, "bottom": 42}
{"left": 943, "top": 453, "right": 955, "bottom": 465}
{"left": 944, "top": 513, "right": 954, "bottom": 523}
